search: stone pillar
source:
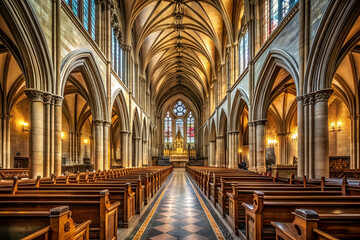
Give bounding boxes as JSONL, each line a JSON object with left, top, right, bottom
{"left": 209, "top": 140, "right": 216, "bottom": 166}
{"left": 54, "top": 96, "right": 63, "bottom": 175}
{"left": 227, "top": 132, "right": 233, "bottom": 168}
{"left": 256, "top": 120, "right": 267, "bottom": 173}
{"left": 103, "top": 121, "right": 110, "bottom": 170}
{"left": 94, "top": 120, "right": 104, "bottom": 170}
{"left": 143, "top": 140, "right": 148, "bottom": 166}
{"left": 25, "top": 90, "right": 44, "bottom": 178}
{"left": 248, "top": 122, "right": 256, "bottom": 170}
{"left": 43, "top": 94, "right": 52, "bottom": 177}
{"left": 90, "top": 135, "right": 94, "bottom": 166}
{"left": 128, "top": 134, "right": 133, "bottom": 167}
{"left": 216, "top": 136, "right": 225, "bottom": 167}
{"left": 278, "top": 133, "right": 288, "bottom": 164}
{"left": 296, "top": 96, "right": 305, "bottom": 177}
{"left": 314, "top": 89, "right": 332, "bottom": 178}
{"left": 138, "top": 139, "right": 143, "bottom": 167}
{"left": 0, "top": 114, "right": 11, "bottom": 168}
{"left": 121, "top": 131, "right": 128, "bottom": 167}
{"left": 234, "top": 132, "right": 239, "bottom": 168}
{"left": 134, "top": 138, "right": 139, "bottom": 167}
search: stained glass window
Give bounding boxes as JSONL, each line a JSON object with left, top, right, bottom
{"left": 64, "top": 0, "right": 96, "bottom": 40}
{"left": 264, "top": 0, "right": 298, "bottom": 41}
{"left": 164, "top": 112, "right": 172, "bottom": 143}
{"left": 187, "top": 112, "right": 195, "bottom": 144}
{"left": 91, "top": 0, "right": 96, "bottom": 40}
{"left": 239, "top": 29, "right": 249, "bottom": 75}
{"left": 112, "top": 28, "right": 117, "bottom": 70}
{"left": 176, "top": 119, "right": 184, "bottom": 137}
{"left": 83, "top": 0, "right": 89, "bottom": 31}
{"left": 173, "top": 101, "right": 186, "bottom": 116}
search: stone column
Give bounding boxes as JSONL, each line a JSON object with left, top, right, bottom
{"left": 54, "top": 96, "right": 63, "bottom": 176}
{"left": 94, "top": 120, "right": 104, "bottom": 170}
{"left": 128, "top": 134, "right": 133, "bottom": 167}
{"left": 43, "top": 94, "right": 52, "bottom": 177}
{"left": 248, "top": 122, "right": 256, "bottom": 170}
{"left": 121, "top": 131, "right": 128, "bottom": 167}
{"left": 133, "top": 138, "right": 139, "bottom": 167}
{"left": 143, "top": 140, "right": 148, "bottom": 166}
{"left": 103, "top": 121, "right": 110, "bottom": 170}
{"left": 314, "top": 89, "right": 332, "bottom": 178}
{"left": 0, "top": 114, "right": 11, "bottom": 168}
{"left": 256, "top": 120, "right": 267, "bottom": 173}
{"left": 227, "top": 132, "right": 233, "bottom": 168}
{"left": 216, "top": 136, "right": 225, "bottom": 167}
{"left": 90, "top": 135, "right": 94, "bottom": 166}
{"left": 25, "top": 90, "right": 44, "bottom": 178}
{"left": 209, "top": 140, "right": 216, "bottom": 166}
{"left": 234, "top": 132, "right": 239, "bottom": 168}
{"left": 278, "top": 133, "right": 288, "bottom": 165}
{"left": 296, "top": 96, "right": 305, "bottom": 176}
{"left": 138, "top": 138, "right": 143, "bottom": 167}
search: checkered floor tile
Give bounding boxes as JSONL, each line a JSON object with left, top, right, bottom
{"left": 140, "top": 170, "right": 217, "bottom": 240}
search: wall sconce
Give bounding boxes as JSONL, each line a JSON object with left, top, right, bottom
{"left": 267, "top": 138, "right": 278, "bottom": 147}
{"left": 22, "top": 122, "right": 29, "bottom": 132}
{"left": 238, "top": 148, "right": 242, "bottom": 153}
{"left": 330, "top": 122, "right": 342, "bottom": 132}
{"left": 61, "top": 132, "right": 64, "bottom": 140}
{"left": 84, "top": 139, "right": 88, "bottom": 145}
{"left": 290, "top": 133, "right": 298, "bottom": 142}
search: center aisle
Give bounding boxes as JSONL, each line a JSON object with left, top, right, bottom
{"left": 137, "top": 168, "right": 219, "bottom": 240}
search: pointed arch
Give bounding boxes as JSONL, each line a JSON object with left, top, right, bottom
{"left": 60, "top": 49, "right": 108, "bottom": 121}
{"left": 252, "top": 49, "right": 299, "bottom": 120}
{"left": 111, "top": 89, "right": 130, "bottom": 132}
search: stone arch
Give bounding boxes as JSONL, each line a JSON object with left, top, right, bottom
{"left": 252, "top": 49, "right": 299, "bottom": 120}
{"left": 60, "top": 49, "right": 108, "bottom": 121}
{"left": 230, "top": 88, "right": 250, "bottom": 130}
{"left": 305, "top": 0, "right": 360, "bottom": 93}
{"left": 0, "top": 0, "right": 54, "bottom": 93}
{"left": 111, "top": 89, "right": 130, "bottom": 132}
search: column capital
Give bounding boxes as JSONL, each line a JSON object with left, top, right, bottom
{"left": 25, "top": 89, "right": 45, "bottom": 102}
{"left": 43, "top": 94, "right": 53, "bottom": 104}
{"left": 122, "top": 45, "right": 132, "bottom": 51}
{"left": 93, "top": 120, "right": 104, "bottom": 126}
{"left": 120, "top": 130, "right": 129, "bottom": 134}
{"left": 216, "top": 136, "right": 225, "bottom": 139}
{"left": 0, "top": 114, "right": 12, "bottom": 119}
{"left": 248, "top": 121, "right": 256, "bottom": 127}
{"left": 314, "top": 89, "right": 333, "bottom": 103}
{"left": 103, "top": 121, "right": 111, "bottom": 127}
{"left": 255, "top": 119, "right": 267, "bottom": 126}
{"left": 53, "top": 95, "right": 64, "bottom": 106}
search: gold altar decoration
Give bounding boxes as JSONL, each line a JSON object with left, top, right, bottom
{"left": 164, "top": 129, "right": 196, "bottom": 157}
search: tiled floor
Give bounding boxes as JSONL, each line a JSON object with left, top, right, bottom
{"left": 140, "top": 169, "right": 218, "bottom": 240}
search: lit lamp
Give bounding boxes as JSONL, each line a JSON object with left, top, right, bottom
{"left": 290, "top": 133, "right": 298, "bottom": 142}
{"left": 22, "top": 122, "right": 29, "bottom": 132}
{"left": 330, "top": 122, "right": 342, "bottom": 132}
{"left": 267, "top": 138, "right": 278, "bottom": 147}
{"left": 84, "top": 139, "right": 88, "bottom": 158}
{"left": 61, "top": 132, "right": 64, "bottom": 140}
{"left": 238, "top": 148, "right": 242, "bottom": 164}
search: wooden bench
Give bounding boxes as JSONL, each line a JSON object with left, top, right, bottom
{"left": 0, "top": 189, "right": 120, "bottom": 240}
{"left": 0, "top": 206, "right": 91, "bottom": 240}
{"left": 272, "top": 209, "right": 360, "bottom": 240}
{"left": 243, "top": 191, "right": 360, "bottom": 240}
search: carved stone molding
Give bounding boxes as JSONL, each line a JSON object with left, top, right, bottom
{"left": 248, "top": 122, "right": 256, "bottom": 127}
{"left": 103, "top": 121, "right": 111, "bottom": 127}
{"left": 25, "top": 89, "right": 45, "bottom": 102}
{"left": 122, "top": 45, "right": 132, "bottom": 51}
{"left": 53, "top": 95, "right": 64, "bottom": 106}
{"left": 93, "top": 120, "right": 104, "bottom": 126}
{"left": 314, "top": 89, "right": 333, "bottom": 103}
{"left": 255, "top": 119, "right": 267, "bottom": 126}
{"left": 43, "top": 94, "right": 53, "bottom": 104}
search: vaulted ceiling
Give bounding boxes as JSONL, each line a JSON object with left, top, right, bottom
{"left": 122, "top": 0, "right": 245, "bottom": 111}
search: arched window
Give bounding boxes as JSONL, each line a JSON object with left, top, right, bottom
{"left": 64, "top": 0, "right": 96, "bottom": 40}
{"left": 164, "top": 112, "right": 172, "bottom": 143}
{"left": 112, "top": 28, "right": 124, "bottom": 83}
{"left": 176, "top": 119, "right": 184, "bottom": 137}
{"left": 264, "top": 0, "right": 298, "bottom": 41}
{"left": 239, "top": 29, "right": 249, "bottom": 75}
{"left": 187, "top": 112, "right": 195, "bottom": 144}
{"left": 174, "top": 101, "right": 186, "bottom": 116}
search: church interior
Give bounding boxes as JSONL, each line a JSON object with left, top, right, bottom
{"left": 1, "top": 0, "right": 360, "bottom": 239}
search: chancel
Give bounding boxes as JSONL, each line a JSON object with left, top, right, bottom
{"left": 1, "top": 0, "right": 360, "bottom": 239}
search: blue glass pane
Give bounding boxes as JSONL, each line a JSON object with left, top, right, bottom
{"left": 187, "top": 112, "right": 195, "bottom": 144}
{"left": 164, "top": 112, "right": 172, "bottom": 143}
{"left": 270, "top": 0, "right": 279, "bottom": 32}
{"left": 83, "top": 0, "right": 89, "bottom": 31}
{"left": 264, "top": 0, "right": 270, "bottom": 39}
{"left": 173, "top": 101, "right": 186, "bottom": 116}
{"left": 244, "top": 30, "right": 249, "bottom": 69}
{"left": 176, "top": 119, "right": 184, "bottom": 137}
{"left": 64, "top": 0, "right": 69, "bottom": 4}
{"left": 239, "top": 37, "right": 244, "bottom": 73}
{"left": 282, "top": 0, "right": 290, "bottom": 16}
{"left": 112, "top": 29, "right": 116, "bottom": 69}
{"left": 120, "top": 48, "right": 123, "bottom": 80}
{"left": 72, "top": 0, "right": 79, "bottom": 17}
{"left": 91, "top": 0, "right": 96, "bottom": 39}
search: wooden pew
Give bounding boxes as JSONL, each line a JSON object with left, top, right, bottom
{"left": 272, "top": 209, "right": 360, "bottom": 240}
{"left": 0, "top": 189, "right": 120, "bottom": 240}
{"left": 243, "top": 191, "right": 360, "bottom": 240}
{"left": 0, "top": 206, "right": 91, "bottom": 240}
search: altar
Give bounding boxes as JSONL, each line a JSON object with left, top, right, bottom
{"left": 164, "top": 129, "right": 195, "bottom": 167}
